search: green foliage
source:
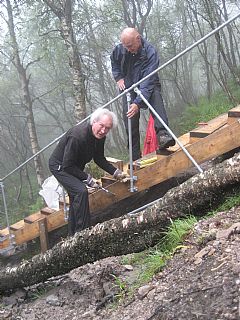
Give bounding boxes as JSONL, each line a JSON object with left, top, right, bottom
{"left": 84, "top": 160, "right": 105, "bottom": 179}
{"left": 28, "top": 196, "right": 45, "bottom": 214}
{"left": 111, "top": 274, "right": 127, "bottom": 300}
{"left": 160, "top": 216, "right": 198, "bottom": 252}
{"left": 178, "top": 83, "right": 240, "bottom": 134}
{"left": 28, "top": 286, "right": 48, "bottom": 301}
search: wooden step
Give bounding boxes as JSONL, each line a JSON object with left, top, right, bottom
{"left": 0, "top": 227, "right": 9, "bottom": 237}
{"left": 40, "top": 207, "right": 54, "bottom": 215}
{"left": 228, "top": 105, "right": 240, "bottom": 124}
{"left": 10, "top": 220, "right": 25, "bottom": 231}
{"left": 190, "top": 113, "right": 227, "bottom": 142}
{"left": 24, "top": 211, "right": 44, "bottom": 224}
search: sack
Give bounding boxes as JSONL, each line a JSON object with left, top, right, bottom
{"left": 39, "top": 175, "right": 63, "bottom": 210}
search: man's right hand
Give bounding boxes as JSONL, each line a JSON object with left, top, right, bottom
{"left": 85, "top": 175, "right": 100, "bottom": 188}
{"left": 117, "top": 79, "right": 125, "bottom": 91}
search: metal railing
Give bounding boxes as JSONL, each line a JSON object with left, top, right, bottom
{"left": 0, "top": 11, "right": 240, "bottom": 246}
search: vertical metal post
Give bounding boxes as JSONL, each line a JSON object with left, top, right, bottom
{"left": 0, "top": 180, "right": 15, "bottom": 246}
{"left": 62, "top": 187, "right": 69, "bottom": 222}
{"left": 126, "top": 93, "right": 138, "bottom": 192}
{"left": 134, "top": 87, "right": 203, "bottom": 173}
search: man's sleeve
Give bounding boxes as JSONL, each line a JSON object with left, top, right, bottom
{"left": 110, "top": 45, "right": 124, "bottom": 82}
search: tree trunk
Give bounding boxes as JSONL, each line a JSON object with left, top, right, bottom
{"left": 0, "top": 152, "right": 240, "bottom": 293}
{"left": 42, "top": 0, "right": 87, "bottom": 122}
{"left": 6, "top": 0, "right": 45, "bottom": 186}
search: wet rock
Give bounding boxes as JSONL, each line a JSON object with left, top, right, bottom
{"left": 138, "top": 284, "right": 155, "bottom": 299}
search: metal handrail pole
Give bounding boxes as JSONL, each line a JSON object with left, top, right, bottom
{"left": 126, "top": 93, "right": 137, "bottom": 192}
{"left": 134, "top": 88, "right": 203, "bottom": 173}
{"left": 0, "top": 180, "right": 15, "bottom": 245}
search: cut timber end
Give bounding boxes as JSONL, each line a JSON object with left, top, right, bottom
{"left": 24, "top": 211, "right": 44, "bottom": 224}
{"left": 228, "top": 105, "right": 240, "bottom": 124}
{"left": 40, "top": 207, "right": 54, "bottom": 215}
{"left": 10, "top": 220, "right": 25, "bottom": 231}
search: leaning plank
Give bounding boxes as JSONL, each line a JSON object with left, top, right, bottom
{"left": 0, "top": 152, "right": 239, "bottom": 293}
{"left": 190, "top": 113, "right": 227, "bottom": 139}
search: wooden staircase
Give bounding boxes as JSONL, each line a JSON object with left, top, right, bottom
{"left": 0, "top": 105, "right": 240, "bottom": 252}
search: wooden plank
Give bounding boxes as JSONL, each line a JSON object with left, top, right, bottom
{"left": 9, "top": 220, "right": 25, "bottom": 231}
{"left": 190, "top": 113, "right": 227, "bottom": 139}
{"left": 38, "top": 218, "right": 49, "bottom": 253}
{"left": 228, "top": 105, "right": 240, "bottom": 124}
{"left": 40, "top": 207, "right": 54, "bottom": 215}
{"left": 24, "top": 211, "right": 44, "bottom": 224}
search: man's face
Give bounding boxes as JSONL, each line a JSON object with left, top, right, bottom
{"left": 121, "top": 35, "right": 141, "bottom": 54}
{"left": 92, "top": 115, "right": 113, "bottom": 139}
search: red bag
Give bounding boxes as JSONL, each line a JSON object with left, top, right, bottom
{"left": 142, "top": 114, "right": 158, "bottom": 155}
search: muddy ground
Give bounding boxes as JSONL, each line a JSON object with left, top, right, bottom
{"left": 0, "top": 204, "right": 239, "bottom": 320}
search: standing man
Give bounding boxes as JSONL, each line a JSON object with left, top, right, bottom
{"left": 110, "top": 27, "right": 175, "bottom": 161}
{"left": 49, "top": 108, "right": 125, "bottom": 236}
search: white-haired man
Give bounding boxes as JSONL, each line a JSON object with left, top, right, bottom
{"left": 49, "top": 108, "right": 125, "bottom": 235}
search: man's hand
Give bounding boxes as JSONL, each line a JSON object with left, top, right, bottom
{"left": 113, "top": 169, "right": 126, "bottom": 181}
{"left": 127, "top": 103, "right": 139, "bottom": 118}
{"left": 117, "top": 79, "right": 125, "bottom": 91}
{"left": 85, "top": 174, "right": 100, "bottom": 188}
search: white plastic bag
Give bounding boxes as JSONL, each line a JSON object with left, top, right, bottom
{"left": 39, "top": 175, "right": 63, "bottom": 210}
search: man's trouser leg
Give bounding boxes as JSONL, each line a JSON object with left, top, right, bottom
{"left": 149, "top": 85, "right": 169, "bottom": 135}
{"left": 122, "top": 94, "right": 141, "bottom": 161}
{"left": 49, "top": 165, "right": 90, "bottom": 235}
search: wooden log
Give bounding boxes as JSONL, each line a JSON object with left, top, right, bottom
{"left": 0, "top": 152, "right": 239, "bottom": 293}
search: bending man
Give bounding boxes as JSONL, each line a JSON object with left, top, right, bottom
{"left": 49, "top": 108, "right": 125, "bottom": 236}
{"left": 111, "top": 27, "right": 175, "bottom": 161}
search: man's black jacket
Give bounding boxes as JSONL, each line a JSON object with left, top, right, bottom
{"left": 49, "top": 121, "right": 116, "bottom": 181}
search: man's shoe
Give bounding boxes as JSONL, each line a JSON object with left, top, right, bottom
{"left": 158, "top": 133, "right": 175, "bottom": 149}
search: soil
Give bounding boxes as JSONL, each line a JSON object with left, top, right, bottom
{"left": 0, "top": 204, "right": 239, "bottom": 320}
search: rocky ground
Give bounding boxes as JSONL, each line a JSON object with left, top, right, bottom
{"left": 0, "top": 204, "right": 239, "bottom": 320}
